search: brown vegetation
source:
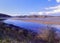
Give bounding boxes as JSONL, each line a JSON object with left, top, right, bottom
{"left": 0, "top": 22, "right": 60, "bottom": 43}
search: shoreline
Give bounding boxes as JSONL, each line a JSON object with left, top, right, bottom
{"left": 10, "top": 18, "right": 60, "bottom": 25}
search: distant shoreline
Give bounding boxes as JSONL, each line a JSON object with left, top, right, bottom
{"left": 10, "top": 17, "right": 60, "bottom": 25}
{"left": 20, "top": 19, "right": 60, "bottom": 25}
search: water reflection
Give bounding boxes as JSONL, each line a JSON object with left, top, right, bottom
{"left": 4, "top": 19, "right": 49, "bottom": 33}
{"left": 4, "top": 19, "right": 60, "bottom": 33}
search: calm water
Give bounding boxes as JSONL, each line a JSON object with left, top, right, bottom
{"left": 4, "top": 19, "right": 60, "bottom": 34}
{"left": 4, "top": 19, "right": 49, "bottom": 33}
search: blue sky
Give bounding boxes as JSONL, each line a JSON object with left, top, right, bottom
{"left": 0, "top": 0, "right": 60, "bottom": 16}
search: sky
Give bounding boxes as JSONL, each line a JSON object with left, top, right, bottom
{"left": 0, "top": 0, "right": 60, "bottom": 16}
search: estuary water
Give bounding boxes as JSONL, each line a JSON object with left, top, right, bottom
{"left": 4, "top": 19, "right": 60, "bottom": 35}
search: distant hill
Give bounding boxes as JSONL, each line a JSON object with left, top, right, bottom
{"left": 15, "top": 15, "right": 58, "bottom": 18}
{"left": 0, "top": 13, "right": 11, "bottom": 17}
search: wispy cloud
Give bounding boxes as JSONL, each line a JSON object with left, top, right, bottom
{"left": 45, "top": 5, "right": 60, "bottom": 10}
{"left": 48, "top": 0, "right": 60, "bottom": 3}
{"left": 56, "top": 0, "right": 60, "bottom": 3}
{"left": 44, "top": 5, "right": 60, "bottom": 14}
{"left": 30, "top": 5, "right": 60, "bottom": 15}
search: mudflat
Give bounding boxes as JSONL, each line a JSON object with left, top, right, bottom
{"left": 10, "top": 17, "right": 60, "bottom": 25}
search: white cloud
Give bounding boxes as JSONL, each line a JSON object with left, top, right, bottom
{"left": 38, "top": 12, "right": 44, "bottom": 15}
{"left": 56, "top": 0, "right": 60, "bottom": 3}
{"left": 44, "top": 5, "right": 60, "bottom": 15}
{"left": 7, "top": 14, "right": 20, "bottom": 16}
{"left": 45, "top": 5, "right": 60, "bottom": 10}
{"left": 48, "top": 0, "right": 60, "bottom": 3}
{"left": 30, "top": 5, "right": 60, "bottom": 16}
